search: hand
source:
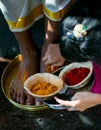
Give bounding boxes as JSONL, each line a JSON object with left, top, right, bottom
{"left": 42, "top": 44, "right": 65, "bottom": 70}
{"left": 54, "top": 91, "right": 99, "bottom": 112}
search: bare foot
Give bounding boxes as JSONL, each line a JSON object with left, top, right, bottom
{"left": 10, "top": 52, "right": 41, "bottom": 105}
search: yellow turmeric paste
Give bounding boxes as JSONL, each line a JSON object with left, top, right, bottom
{"left": 31, "top": 82, "right": 58, "bottom": 96}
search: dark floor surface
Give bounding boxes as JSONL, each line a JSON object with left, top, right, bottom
{"left": 0, "top": 11, "right": 101, "bottom": 130}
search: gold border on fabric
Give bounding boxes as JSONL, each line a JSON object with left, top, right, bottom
{"left": 43, "top": 0, "right": 75, "bottom": 21}
{"left": 43, "top": 5, "right": 66, "bottom": 20}
{"left": 6, "top": 4, "right": 43, "bottom": 30}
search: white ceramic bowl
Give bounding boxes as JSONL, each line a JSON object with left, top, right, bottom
{"left": 24, "top": 73, "right": 64, "bottom": 100}
{"left": 59, "top": 61, "right": 93, "bottom": 89}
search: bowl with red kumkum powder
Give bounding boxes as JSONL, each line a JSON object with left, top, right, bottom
{"left": 59, "top": 61, "right": 93, "bottom": 89}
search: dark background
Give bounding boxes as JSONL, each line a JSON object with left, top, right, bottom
{"left": 0, "top": 10, "right": 101, "bottom": 130}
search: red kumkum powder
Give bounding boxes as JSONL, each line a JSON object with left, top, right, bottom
{"left": 64, "top": 67, "right": 90, "bottom": 85}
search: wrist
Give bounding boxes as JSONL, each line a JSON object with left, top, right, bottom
{"left": 45, "top": 32, "right": 59, "bottom": 44}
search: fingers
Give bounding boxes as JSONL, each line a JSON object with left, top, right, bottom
{"left": 51, "top": 63, "right": 62, "bottom": 69}
{"left": 54, "top": 97, "right": 79, "bottom": 111}
{"left": 25, "top": 94, "right": 35, "bottom": 105}
{"left": 42, "top": 55, "right": 63, "bottom": 66}
{"left": 42, "top": 55, "right": 52, "bottom": 65}
{"left": 54, "top": 97, "right": 73, "bottom": 106}
{"left": 43, "top": 59, "right": 52, "bottom": 65}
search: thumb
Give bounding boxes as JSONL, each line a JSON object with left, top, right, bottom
{"left": 54, "top": 97, "right": 73, "bottom": 107}
{"left": 51, "top": 64, "right": 61, "bottom": 72}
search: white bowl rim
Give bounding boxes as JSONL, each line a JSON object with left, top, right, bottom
{"left": 24, "top": 73, "right": 64, "bottom": 98}
{"left": 59, "top": 61, "right": 93, "bottom": 88}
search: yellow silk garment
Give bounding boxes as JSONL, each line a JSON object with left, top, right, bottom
{"left": 0, "top": 0, "right": 71, "bottom": 32}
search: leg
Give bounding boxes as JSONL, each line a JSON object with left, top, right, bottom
{"left": 40, "top": 16, "right": 65, "bottom": 72}
{"left": 40, "top": 0, "right": 76, "bottom": 72}
{"left": 10, "top": 28, "right": 40, "bottom": 105}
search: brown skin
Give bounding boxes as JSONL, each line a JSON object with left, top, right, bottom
{"left": 10, "top": 0, "right": 74, "bottom": 105}
{"left": 10, "top": 29, "right": 40, "bottom": 105}
{"left": 10, "top": 17, "right": 65, "bottom": 105}
{"left": 55, "top": 91, "right": 101, "bottom": 112}
{"left": 41, "top": 0, "right": 75, "bottom": 71}
{"left": 40, "top": 17, "right": 65, "bottom": 72}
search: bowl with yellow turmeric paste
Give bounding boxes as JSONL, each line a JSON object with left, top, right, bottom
{"left": 24, "top": 73, "right": 64, "bottom": 100}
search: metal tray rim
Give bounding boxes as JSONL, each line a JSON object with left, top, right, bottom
{"left": 1, "top": 54, "right": 48, "bottom": 111}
